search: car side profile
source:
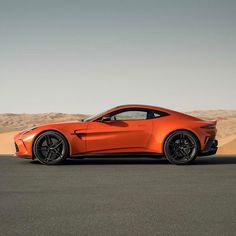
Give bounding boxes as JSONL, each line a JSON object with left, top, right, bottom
{"left": 14, "top": 104, "right": 218, "bottom": 165}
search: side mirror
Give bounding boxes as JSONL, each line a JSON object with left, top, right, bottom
{"left": 101, "top": 115, "right": 111, "bottom": 122}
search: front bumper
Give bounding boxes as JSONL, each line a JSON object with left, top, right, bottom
{"left": 14, "top": 139, "right": 31, "bottom": 157}
{"left": 200, "top": 139, "right": 218, "bottom": 156}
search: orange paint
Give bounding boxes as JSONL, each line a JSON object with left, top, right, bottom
{"left": 14, "top": 105, "right": 217, "bottom": 158}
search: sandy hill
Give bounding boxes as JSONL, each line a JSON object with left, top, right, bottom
{"left": 187, "top": 110, "right": 236, "bottom": 140}
{"left": 0, "top": 113, "right": 89, "bottom": 133}
{"left": 0, "top": 110, "right": 236, "bottom": 154}
{"left": 186, "top": 110, "right": 236, "bottom": 154}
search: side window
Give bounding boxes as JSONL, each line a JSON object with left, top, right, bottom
{"left": 111, "top": 110, "right": 148, "bottom": 121}
{"left": 153, "top": 112, "right": 161, "bottom": 118}
{"left": 150, "top": 110, "right": 169, "bottom": 119}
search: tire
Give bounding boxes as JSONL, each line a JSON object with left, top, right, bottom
{"left": 164, "top": 130, "right": 199, "bottom": 165}
{"left": 33, "top": 131, "right": 69, "bottom": 165}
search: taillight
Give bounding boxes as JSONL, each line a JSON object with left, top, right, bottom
{"left": 201, "top": 125, "right": 216, "bottom": 129}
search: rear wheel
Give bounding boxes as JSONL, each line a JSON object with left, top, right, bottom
{"left": 33, "top": 131, "right": 69, "bottom": 165}
{"left": 164, "top": 131, "right": 199, "bottom": 165}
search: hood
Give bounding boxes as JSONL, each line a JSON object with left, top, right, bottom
{"left": 33, "top": 120, "right": 86, "bottom": 132}
{"left": 36, "top": 120, "right": 83, "bottom": 127}
{"left": 16, "top": 120, "right": 84, "bottom": 138}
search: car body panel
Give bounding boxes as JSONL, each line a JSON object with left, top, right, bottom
{"left": 85, "top": 119, "right": 153, "bottom": 153}
{"left": 14, "top": 105, "right": 218, "bottom": 158}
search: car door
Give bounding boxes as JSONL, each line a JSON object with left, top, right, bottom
{"left": 85, "top": 109, "right": 153, "bottom": 153}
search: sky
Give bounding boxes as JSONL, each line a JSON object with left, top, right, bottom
{"left": 0, "top": 0, "right": 236, "bottom": 114}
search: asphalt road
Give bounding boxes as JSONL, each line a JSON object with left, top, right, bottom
{"left": 0, "top": 156, "right": 236, "bottom": 236}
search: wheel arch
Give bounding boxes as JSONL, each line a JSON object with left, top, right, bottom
{"left": 162, "top": 129, "right": 201, "bottom": 154}
{"left": 32, "top": 129, "right": 71, "bottom": 159}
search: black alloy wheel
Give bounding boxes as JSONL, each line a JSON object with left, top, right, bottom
{"left": 164, "top": 131, "right": 199, "bottom": 165}
{"left": 33, "top": 131, "right": 69, "bottom": 165}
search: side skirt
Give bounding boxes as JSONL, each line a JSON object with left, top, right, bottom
{"left": 70, "top": 152, "right": 163, "bottom": 159}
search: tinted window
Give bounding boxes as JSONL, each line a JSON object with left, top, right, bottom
{"left": 111, "top": 110, "right": 148, "bottom": 121}
{"left": 153, "top": 112, "right": 161, "bottom": 118}
{"left": 149, "top": 110, "right": 169, "bottom": 119}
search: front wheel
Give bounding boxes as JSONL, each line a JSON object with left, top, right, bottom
{"left": 164, "top": 131, "right": 199, "bottom": 165}
{"left": 33, "top": 131, "right": 69, "bottom": 165}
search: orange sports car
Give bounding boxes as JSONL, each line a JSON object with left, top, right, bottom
{"left": 14, "top": 104, "right": 218, "bottom": 165}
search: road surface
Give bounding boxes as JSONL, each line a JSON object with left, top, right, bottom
{"left": 0, "top": 155, "right": 236, "bottom": 235}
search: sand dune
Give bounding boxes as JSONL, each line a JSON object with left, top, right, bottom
{"left": 218, "top": 134, "right": 236, "bottom": 147}
{"left": 0, "top": 113, "right": 88, "bottom": 154}
{"left": 0, "top": 131, "right": 18, "bottom": 155}
{"left": 218, "top": 138, "right": 236, "bottom": 154}
{"left": 187, "top": 110, "right": 236, "bottom": 140}
{"left": 0, "top": 110, "right": 236, "bottom": 155}
{"left": 0, "top": 113, "right": 88, "bottom": 133}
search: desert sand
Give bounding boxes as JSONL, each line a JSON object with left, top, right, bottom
{"left": 0, "top": 131, "right": 18, "bottom": 155}
{"left": 0, "top": 113, "right": 88, "bottom": 133}
{"left": 0, "top": 110, "right": 235, "bottom": 155}
{"left": 0, "top": 113, "right": 88, "bottom": 155}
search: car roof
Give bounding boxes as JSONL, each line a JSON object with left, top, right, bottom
{"left": 113, "top": 104, "right": 166, "bottom": 111}
{"left": 111, "top": 104, "right": 189, "bottom": 117}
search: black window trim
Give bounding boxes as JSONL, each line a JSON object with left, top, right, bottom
{"left": 95, "top": 107, "right": 169, "bottom": 122}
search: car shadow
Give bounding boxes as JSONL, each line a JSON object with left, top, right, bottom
{"left": 31, "top": 157, "right": 169, "bottom": 165}
{"left": 193, "top": 155, "right": 236, "bottom": 165}
{"left": 30, "top": 155, "right": 236, "bottom": 165}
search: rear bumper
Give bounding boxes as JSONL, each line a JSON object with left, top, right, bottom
{"left": 200, "top": 139, "right": 218, "bottom": 156}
